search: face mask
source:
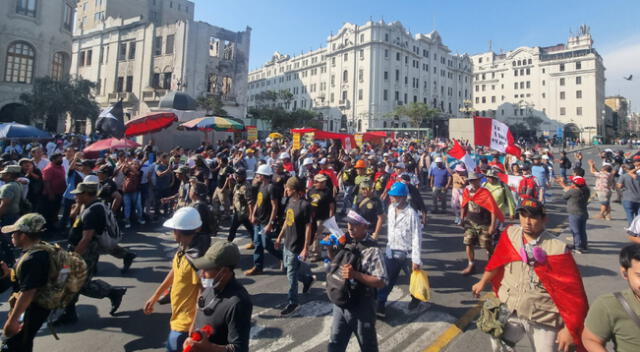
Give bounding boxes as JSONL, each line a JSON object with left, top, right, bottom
{"left": 201, "top": 270, "right": 224, "bottom": 289}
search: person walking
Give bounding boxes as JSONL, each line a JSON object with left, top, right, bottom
{"left": 451, "top": 164, "right": 467, "bottom": 224}
{"left": 41, "top": 153, "right": 66, "bottom": 232}
{"left": 557, "top": 176, "right": 591, "bottom": 254}
{"left": 617, "top": 156, "right": 640, "bottom": 224}
{"left": 429, "top": 157, "right": 451, "bottom": 213}
{"left": 227, "top": 168, "right": 255, "bottom": 243}
{"left": 588, "top": 160, "right": 614, "bottom": 220}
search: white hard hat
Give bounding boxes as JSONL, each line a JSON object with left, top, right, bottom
{"left": 541, "top": 155, "right": 549, "bottom": 160}
{"left": 279, "top": 152, "right": 290, "bottom": 160}
{"left": 434, "top": 157, "right": 443, "bottom": 163}
{"left": 256, "top": 164, "right": 273, "bottom": 176}
{"left": 84, "top": 175, "right": 99, "bottom": 183}
{"left": 319, "top": 158, "right": 327, "bottom": 165}
{"left": 163, "top": 207, "right": 202, "bottom": 231}
{"left": 302, "top": 157, "right": 314, "bottom": 166}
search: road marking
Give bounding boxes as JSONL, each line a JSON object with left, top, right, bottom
{"left": 422, "top": 293, "right": 493, "bottom": 352}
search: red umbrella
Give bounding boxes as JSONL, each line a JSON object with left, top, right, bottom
{"left": 124, "top": 112, "right": 177, "bottom": 137}
{"left": 84, "top": 138, "right": 140, "bottom": 153}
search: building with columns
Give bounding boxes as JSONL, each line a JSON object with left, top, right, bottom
{"left": 69, "top": 0, "right": 251, "bottom": 132}
{"left": 0, "top": 0, "right": 77, "bottom": 127}
{"left": 247, "top": 20, "right": 472, "bottom": 134}
{"left": 470, "top": 25, "right": 606, "bottom": 140}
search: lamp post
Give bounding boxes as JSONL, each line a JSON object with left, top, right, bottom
{"left": 459, "top": 99, "right": 473, "bottom": 118}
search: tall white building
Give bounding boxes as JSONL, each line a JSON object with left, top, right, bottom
{"left": 0, "top": 0, "right": 77, "bottom": 128}
{"left": 470, "top": 25, "right": 605, "bottom": 140}
{"left": 248, "top": 20, "right": 472, "bottom": 134}
{"left": 69, "top": 0, "right": 251, "bottom": 132}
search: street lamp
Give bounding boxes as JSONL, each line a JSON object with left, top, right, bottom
{"left": 459, "top": 99, "right": 473, "bottom": 118}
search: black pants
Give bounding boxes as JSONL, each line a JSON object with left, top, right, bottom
{"left": 40, "top": 194, "right": 62, "bottom": 230}
{"left": 227, "top": 213, "right": 253, "bottom": 242}
{"left": 4, "top": 304, "right": 50, "bottom": 352}
{"left": 328, "top": 297, "right": 378, "bottom": 352}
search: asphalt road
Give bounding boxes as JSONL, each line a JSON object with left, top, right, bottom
{"left": 0, "top": 144, "right": 632, "bottom": 352}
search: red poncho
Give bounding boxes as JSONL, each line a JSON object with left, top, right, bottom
{"left": 462, "top": 187, "right": 505, "bottom": 222}
{"left": 486, "top": 231, "right": 589, "bottom": 352}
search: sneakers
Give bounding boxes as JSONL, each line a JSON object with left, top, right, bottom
{"left": 461, "top": 264, "right": 476, "bottom": 276}
{"left": 108, "top": 287, "right": 127, "bottom": 316}
{"left": 280, "top": 303, "right": 299, "bottom": 316}
{"left": 454, "top": 217, "right": 461, "bottom": 225}
{"left": 124, "top": 221, "right": 131, "bottom": 229}
{"left": 408, "top": 296, "right": 421, "bottom": 311}
{"left": 244, "top": 266, "right": 263, "bottom": 276}
{"left": 302, "top": 276, "right": 314, "bottom": 294}
{"left": 244, "top": 242, "right": 255, "bottom": 250}
{"left": 376, "top": 304, "right": 386, "bottom": 319}
{"left": 121, "top": 252, "right": 137, "bottom": 274}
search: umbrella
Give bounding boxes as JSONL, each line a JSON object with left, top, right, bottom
{"left": 179, "top": 116, "right": 244, "bottom": 132}
{"left": 125, "top": 112, "right": 178, "bottom": 137}
{"left": 0, "top": 122, "right": 52, "bottom": 140}
{"left": 84, "top": 138, "right": 140, "bottom": 153}
{"left": 268, "top": 132, "right": 284, "bottom": 139}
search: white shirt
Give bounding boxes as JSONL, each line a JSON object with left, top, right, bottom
{"left": 34, "top": 158, "right": 49, "bottom": 171}
{"left": 386, "top": 202, "right": 423, "bottom": 266}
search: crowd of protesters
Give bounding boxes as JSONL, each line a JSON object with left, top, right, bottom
{"left": 0, "top": 134, "right": 640, "bottom": 352}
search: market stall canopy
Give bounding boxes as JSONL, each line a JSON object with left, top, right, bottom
{"left": 361, "top": 131, "right": 387, "bottom": 141}
{"left": 180, "top": 116, "right": 245, "bottom": 132}
{"left": 84, "top": 137, "right": 140, "bottom": 153}
{"left": 124, "top": 112, "right": 178, "bottom": 137}
{"left": 0, "top": 122, "right": 52, "bottom": 140}
{"left": 158, "top": 91, "right": 198, "bottom": 111}
{"left": 290, "top": 128, "right": 357, "bottom": 149}
{"left": 268, "top": 132, "right": 284, "bottom": 139}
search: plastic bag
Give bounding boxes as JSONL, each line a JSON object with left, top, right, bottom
{"left": 409, "top": 269, "right": 431, "bottom": 302}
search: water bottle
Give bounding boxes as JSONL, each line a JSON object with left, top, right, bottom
{"left": 323, "top": 258, "right": 330, "bottom": 272}
{"left": 297, "top": 255, "right": 307, "bottom": 263}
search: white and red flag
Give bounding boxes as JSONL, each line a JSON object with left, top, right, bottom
{"left": 474, "top": 116, "right": 522, "bottom": 157}
{"left": 447, "top": 139, "right": 477, "bottom": 172}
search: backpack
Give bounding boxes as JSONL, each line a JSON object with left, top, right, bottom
{"left": 87, "top": 201, "right": 122, "bottom": 251}
{"left": 326, "top": 237, "right": 377, "bottom": 307}
{"left": 14, "top": 241, "right": 88, "bottom": 310}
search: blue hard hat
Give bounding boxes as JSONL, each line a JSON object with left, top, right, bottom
{"left": 388, "top": 182, "right": 408, "bottom": 197}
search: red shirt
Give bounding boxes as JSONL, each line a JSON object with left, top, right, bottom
{"left": 385, "top": 172, "right": 401, "bottom": 190}
{"left": 319, "top": 168, "right": 339, "bottom": 189}
{"left": 42, "top": 163, "right": 66, "bottom": 195}
{"left": 517, "top": 175, "right": 538, "bottom": 199}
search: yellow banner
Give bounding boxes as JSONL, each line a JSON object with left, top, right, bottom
{"left": 292, "top": 133, "right": 301, "bottom": 150}
{"left": 246, "top": 126, "right": 258, "bottom": 141}
{"left": 304, "top": 132, "right": 314, "bottom": 145}
{"left": 354, "top": 133, "right": 363, "bottom": 147}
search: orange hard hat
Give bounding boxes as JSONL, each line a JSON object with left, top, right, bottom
{"left": 355, "top": 160, "right": 367, "bottom": 169}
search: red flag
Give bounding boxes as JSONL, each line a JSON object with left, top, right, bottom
{"left": 473, "top": 116, "right": 522, "bottom": 157}
{"left": 486, "top": 229, "right": 589, "bottom": 352}
{"left": 447, "top": 139, "right": 466, "bottom": 160}
{"left": 461, "top": 187, "right": 505, "bottom": 222}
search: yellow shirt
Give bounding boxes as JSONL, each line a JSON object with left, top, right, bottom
{"left": 170, "top": 251, "right": 200, "bottom": 332}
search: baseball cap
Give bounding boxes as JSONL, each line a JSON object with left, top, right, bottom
{"left": 70, "top": 182, "right": 99, "bottom": 194}
{"left": 192, "top": 241, "right": 241, "bottom": 270}
{"left": 517, "top": 198, "right": 546, "bottom": 217}
{"left": 466, "top": 172, "right": 482, "bottom": 180}
{"left": 313, "top": 173, "right": 329, "bottom": 182}
{"left": 434, "top": 157, "right": 443, "bottom": 163}
{"left": 1, "top": 213, "right": 46, "bottom": 234}
{"left": 0, "top": 165, "right": 22, "bottom": 175}
{"left": 345, "top": 210, "right": 371, "bottom": 226}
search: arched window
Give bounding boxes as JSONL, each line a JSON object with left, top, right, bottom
{"left": 5, "top": 42, "right": 35, "bottom": 84}
{"left": 52, "top": 52, "right": 67, "bottom": 80}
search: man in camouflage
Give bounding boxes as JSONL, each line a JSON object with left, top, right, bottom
{"left": 227, "top": 168, "right": 254, "bottom": 243}
{"left": 53, "top": 182, "right": 127, "bottom": 326}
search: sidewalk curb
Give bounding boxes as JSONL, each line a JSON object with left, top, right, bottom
{"left": 422, "top": 293, "right": 494, "bottom": 352}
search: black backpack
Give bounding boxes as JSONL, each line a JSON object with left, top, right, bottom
{"left": 326, "top": 237, "right": 377, "bottom": 307}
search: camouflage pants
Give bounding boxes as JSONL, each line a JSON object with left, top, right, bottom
{"left": 71, "top": 241, "right": 113, "bottom": 301}
{"left": 463, "top": 221, "right": 492, "bottom": 250}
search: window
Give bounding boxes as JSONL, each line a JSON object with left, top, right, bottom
{"left": 559, "top": 63, "right": 565, "bottom": 72}
{"left": 576, "top": 76, "right": 582, "bottom": 85}
{"left": 116, "top": 77, "right": 124, "bottom": 92}
{"left": 63, "top": 3, "right": 73, "bottom": 31}
{"left": 475, "top": 97, "right": 479, "bottom": 104}
{"left": 528, "top": 59, "right": 532, "bottom": 65}
{"left": 163, "top": 72, "right": 172, "bottom": 90}
{"left": 526, "top": 68, "right": 530, "bottom": 75}
{"left": 118, "top": 43, "right": 127, "bottom": 61}
{"left": 560, "top": 91, "right": 565, "bottom": 100}
{"left": 166, "top": 35, "right": 174, "bottom": 54}
{"left": 526, "top": 81, "right": 530, "bottom": 89}
{"left": 359, "top": 49, "right": 364, "bottom": 60}
{"left": 560, "top": 107, "right": 566, "bottom": 116}
{"left": 358, "top": 89, "right": 363, "bottom": 100}
{"left": 395, "top": 69, "right": 399, "bottom": 81}
{"left": 383, "top": 89, "right": 388, "bottom": 101}
{"left": 475, "top": 85, "right": 479, "bottom": 92}
{"left": 384, "top": 49, "right": 388, "bottom": 58}
{"left": 560, "top": 78, "right": 565, "bottom": 86}
{"left": 396, "top": 52, "right": 400, "bottom": 61}
{"left": 384, "top": 71, "right": 388, "bottom": 80}
{"left": 385, "top": 33, "right": 389, "bottom": 42}
{"left": 360, "top": 34, "right": 364, "bottom": 43}
{"left": 481, "top": 97, "right": 486, "bottom": 103}
{"left": 491, "top": 96, "right": 496, "bottom": 103}
{"left": 51, "top": 52, "right": 66, "bottom": 80}
{"left": 16, "top": 0, "right": 37, "bottom": 17}
{"left": 330, "top": 75, "right": 335, "bottom": 86}
{"left": 342, "top": 70, "right": 348, "bottom": 82}
{"left": 86, "top": 49, "right": 92, "bottom": 66}
{"left": 358, "top": 69, "right": 363, "bottom": 82}
{"left": 152, "top": 73, "right": 160, "bottom": 88}
{"left": 125, "top": 76, "right": 133, "bottom": 92}
{"left": 514, "top": 70, "right": 518, "bottom": 77}
{"left": 128, "top": 42, "right": 136, "bottom": 60}
{"left": 576, "top": 90, "right": 582, "bottom": 99}
{"left": 576, "top": 107, "right": 582, "bottom": 116}
{"left": 154, "top": 37, "right": 163, "bottom": 56}
{"left": 576, "top": 61, "right": 581, "bottom": 70}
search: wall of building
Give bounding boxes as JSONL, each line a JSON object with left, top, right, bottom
{"left": 247, "top": 20, "right": 473, "bottom": 133}
{"left": 0, "top": 0, "right": 77, "bottom": 128}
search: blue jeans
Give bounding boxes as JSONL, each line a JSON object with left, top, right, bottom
{"left": 377, "top": 252, "right": 409, "bottom": 306}
{"left": 123, "top": 191, "right": 143, "bottom": 222}
{"left": 622, "top": 200, "right": 640, "bottom": 225}
{"left": 568, "top": 214, "right": 588, "bottom": 250}
{"left": 252, "top": 223, "right": 283, "bottom": 269}
{"left": 560, "top": 168, "right": 568, "bottom": 182}
{"left": 283, "top": 247, "right": 313, "bottom": 305}
{"left": 166, "top": 330, "right": 188, "bottom": 352}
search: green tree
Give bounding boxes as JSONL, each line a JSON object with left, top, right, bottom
{"left": 20, "top": 77, "right": 100, "bottom": 131}
{"left": 197, "top": 94, "right": 228, "bottom": 116}
{"left": 508, "top": 122, "right": 529, "bottom": 138}
{"left": 249, "top": 106, "right": 320, "bottom": 131}
{"left": 387, "top": 102, "right": 439, "bottom": 128}
{"left": 524, "top": 116, "right": 543, "bottom": 132}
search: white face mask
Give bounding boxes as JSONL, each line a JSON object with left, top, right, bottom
{"left": 201, "top": 270, "right": 224, "bottom": 289}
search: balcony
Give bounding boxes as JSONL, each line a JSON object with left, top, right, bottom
{"left": 108, "top": 92, "right": 136, "bottom": 103}
{"left": 142, "top": 89, "right": 167, "bottom": 102}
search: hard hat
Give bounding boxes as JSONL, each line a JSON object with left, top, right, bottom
{"left": 434, "top": 157, "right": 443, "bottom": 163}
{"left": 388, "top": 182, "right": 408, "bottom": 197}
{"left": 279, "top": 152, "right": 290, "bottom": 160}
{"left": 355, "top": 160, "right": 367, "bottom": 169}
{"left": 256, "top": 164, "right": 273, "bottom": 176}
{"left": 163, "top": 207, "right": 202, "bottom": 231}
{"left": 302, "top": 157, "right": 314, "bottom": 166}
{"left": 84, "top": 175, "right": 99, "bottom": 183}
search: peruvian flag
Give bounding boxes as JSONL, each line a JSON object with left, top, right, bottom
{"left": 447, "top": 139, "right": 477, "bottom": 172}
{"left": 474, "top": 116, "right": 522, "bottom": 157}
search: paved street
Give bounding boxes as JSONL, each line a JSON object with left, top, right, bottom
{"left": 0, "top": 145, "right": 632, "bottom": 352}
